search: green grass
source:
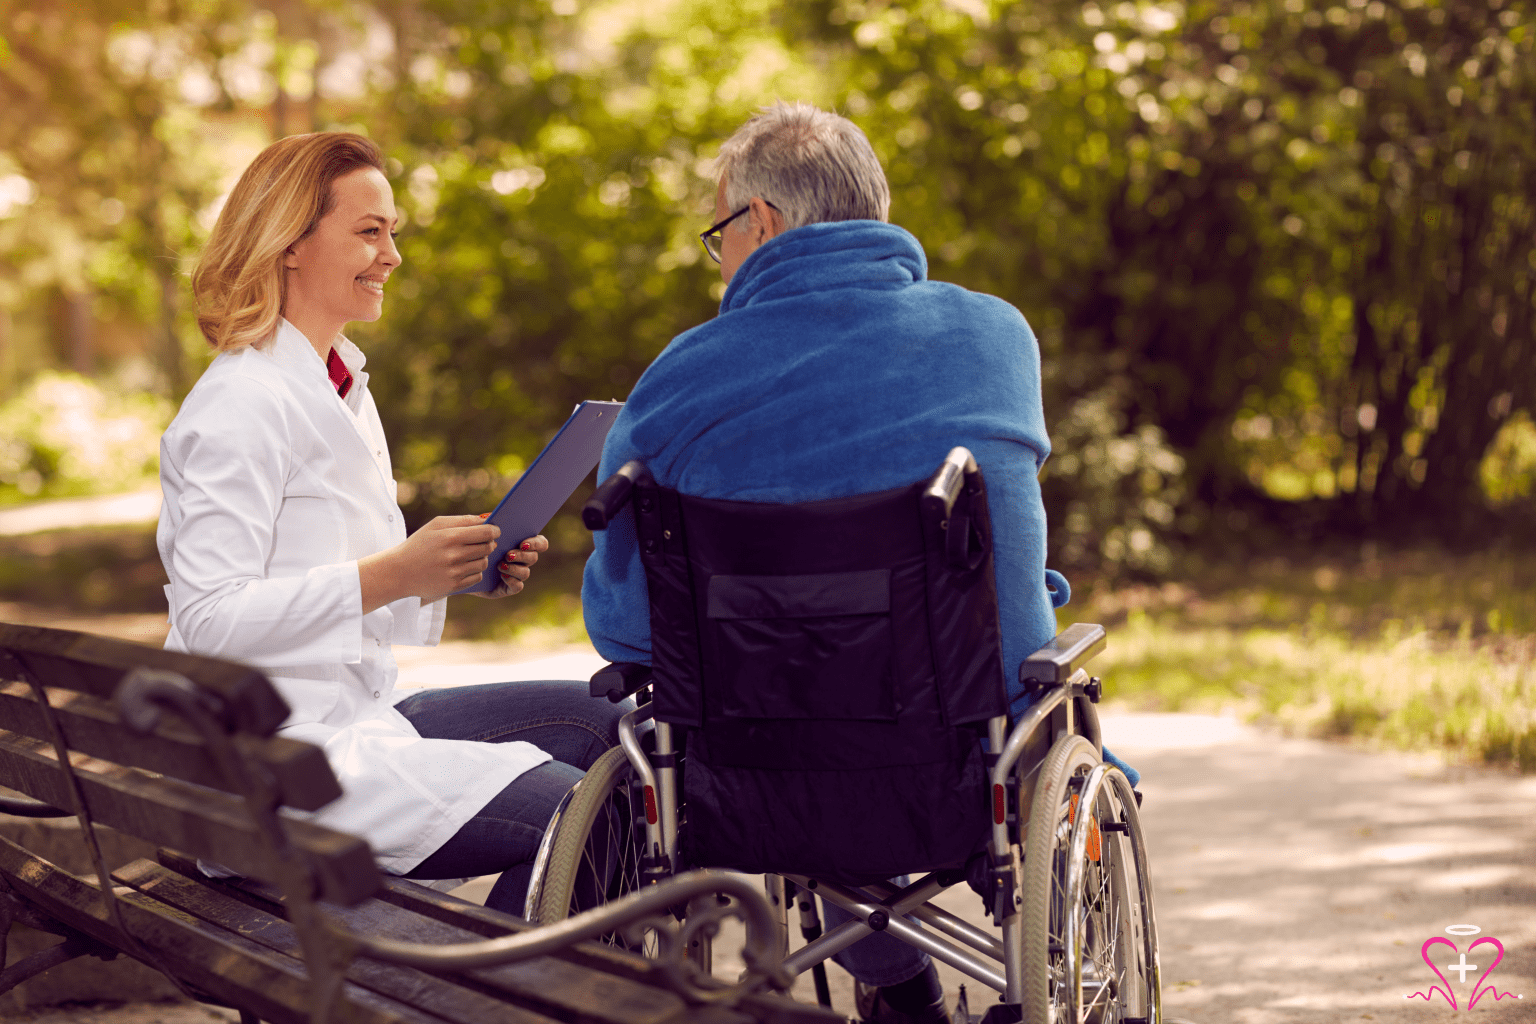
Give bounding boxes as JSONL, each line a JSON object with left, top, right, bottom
{"left": 1066, "top": 546, "right": 1536, "bottom": 771}
{"left": 0, "top": 524, "right": 168, "bottom": 613}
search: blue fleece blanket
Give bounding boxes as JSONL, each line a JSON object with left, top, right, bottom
{"left": 581, "top": 220, "right": 1137, "bottom": 786}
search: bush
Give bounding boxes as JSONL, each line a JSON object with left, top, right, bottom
{"left": 1040, "top": 388, "right": 1185, "bottom": 576}
{"left": 0, "top": 372, "right": 171, "bottom": 505}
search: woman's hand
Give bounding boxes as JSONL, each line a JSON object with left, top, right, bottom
{"left": 473, "top": 533, "right": 548, "bottom": 600}
{"left": 358, "top": 515, "right": 503, "bottom": 611}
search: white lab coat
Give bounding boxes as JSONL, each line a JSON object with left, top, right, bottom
{"left": 157, "top": 319, "right": 550, "bottom": 874}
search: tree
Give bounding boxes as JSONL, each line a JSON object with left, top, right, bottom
{"left": 0, "top": 0, "right": 258, "bottom": 395}
{"left": 340, "top": 0, "right": 829, "bottom": 522}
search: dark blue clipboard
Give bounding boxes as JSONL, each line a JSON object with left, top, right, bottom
{"left": 453, "top": 400, "right": 623, "bottom": 595}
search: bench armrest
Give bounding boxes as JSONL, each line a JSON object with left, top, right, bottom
{"left": 0, "top": 793, "right": 69, "bottom": 818}
{"left": 350, "top": 869, "right": 792, "bottom": 999}
{"left": 1019, "top": 622, "right": 1107, "bottom": 684}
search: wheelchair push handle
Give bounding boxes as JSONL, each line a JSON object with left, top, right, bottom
{"left": 921, "top": 446, "right": 979, "bottom": 522}
{"left": 922, "top": 447, "right": 989, "bottom": 572}
{"left": 582, "top": 460, "right": 650, "bottom": 530}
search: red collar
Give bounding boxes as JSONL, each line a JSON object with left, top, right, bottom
{"left": 326, "top": 347, "right": 354, "bottom": 399}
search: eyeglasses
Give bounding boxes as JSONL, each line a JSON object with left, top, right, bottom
{"left": 699, "top": 201, "right": 780, "bottom": 263}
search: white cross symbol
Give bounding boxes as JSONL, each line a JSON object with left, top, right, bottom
{"left": 1447, "top": 953, "right": 1478, "bottom": 982}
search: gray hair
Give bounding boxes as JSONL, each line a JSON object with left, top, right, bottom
{"left": 716, "top": 101, "right": 891, "bottom": 232}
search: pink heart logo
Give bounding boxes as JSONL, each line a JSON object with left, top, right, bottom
{"left": 1409, "top": 935, "right": 1517, "bottom": 1009}
{"left": 1466, "top": 936, "right": 1509, "bottom": 1009}
{"left": 1413, "top": 937, "right": 1459, "bottom": 1010}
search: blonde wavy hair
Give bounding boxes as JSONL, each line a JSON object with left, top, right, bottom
{"left": 193, "top": 132, "right": 385, "bottom": 351}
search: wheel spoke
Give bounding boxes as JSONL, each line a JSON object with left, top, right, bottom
{"left": 564, "top": 775, "right": 660, "bottom": 954}
{"left": 1022, "top": 735, "right": 1157, "bottom": 1023}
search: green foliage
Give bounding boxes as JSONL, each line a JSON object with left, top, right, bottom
{"left": 1040, "top": 390, "right": 1185, "bottom": 574}
{"left": 798, "top": 0, "right": 1536, "bottom": 540}
{"left": 337, "top": 0, "right": 840, "bottom": 523}
{"left": 2, "top": 0, "right": 1533, "bottom": 559}
{"left": 0, "top": 371, "right": 171, "bottom": 504}
{"left": 0, "top": 523, "right": 167, "bottom": 612}
{"left": 1480, "top": 411, "right": 1536, "bottom": 505}
{"left": 0, "top": 0, "right": 259, "bottom": 392}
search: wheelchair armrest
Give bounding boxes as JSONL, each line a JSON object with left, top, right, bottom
{"left": 1019, "top": 622, "right": 1107, "bottom": 684}
{"left": 589, "top": 661, "right": 654, "bottom": 703}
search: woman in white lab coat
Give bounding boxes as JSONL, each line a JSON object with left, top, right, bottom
{"left": 159, "top": 132, "right": 626, "bottom": 914}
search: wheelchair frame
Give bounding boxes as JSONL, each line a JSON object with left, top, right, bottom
{"left": 530, "top": 448, "right": 1164, "bottom": 1022}
{"left": 527, "top": 631, "right": 1162, "bottom": 1023}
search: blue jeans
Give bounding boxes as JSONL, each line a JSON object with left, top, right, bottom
{"left": 818, "top": 882, "right": 930, "bottom": 987}
{"left": 394, "top": 680, "right": 631, "bottom": 916}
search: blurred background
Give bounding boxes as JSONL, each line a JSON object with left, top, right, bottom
{"left": 0, "top": 0, "right": 1532, "bottom": 768}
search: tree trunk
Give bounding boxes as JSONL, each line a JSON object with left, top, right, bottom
{"left": 65, "top": 290, "right": 93, "bottom": 376}
{"left": 159, "top": 269, "right": 184, "bottom": 397}
{"left": 0, "top": 305, "right": 11, "bottom": 397}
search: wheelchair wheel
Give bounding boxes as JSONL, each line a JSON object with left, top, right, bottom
{"left": 1020, "top": 733, "right": 1158, "bottom": 1023}
{"left": 527, "top": 745, "right": 654, "bottom": 952}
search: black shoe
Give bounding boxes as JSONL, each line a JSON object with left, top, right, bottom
{"left": 854, "top": 979, "right": 959, "bottom": 1024}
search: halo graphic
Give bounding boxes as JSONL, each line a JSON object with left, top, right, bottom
{"left": 1445, "top": 924, "right": 1482, "bottom": 936}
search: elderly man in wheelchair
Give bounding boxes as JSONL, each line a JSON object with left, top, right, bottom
{"left": 538, "top": 101, "right": 1165, "bottom": 1024}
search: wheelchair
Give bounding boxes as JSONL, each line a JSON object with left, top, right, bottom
{"left": 523, "top": 448, "right": 1163, "bottom": 1024}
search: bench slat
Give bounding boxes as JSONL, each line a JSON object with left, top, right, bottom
{"left": 115, "top": 860, "right": 570, "bottom": 1024}
{"left": 155, "top": 854, "right": 835, "bottom": 1024}
{"left": 0, "top": 729, "right": 379, "bottom": 906}
{"left": 306, "top": 893, "right": 693, "bottom": 1024}
{"left": 0, "top": 682, "right": 341, "bottom": 811}
{"left": 161, "top": 851, "right": 692, "bottom": 999}
{"left": 152, "top": 854, "right": 693, "bottom": 1024}
{"left": 0, "top": 624, "right": 288, "bottom": 736}
{"left": 0, "top": 838, "right": 451, "bottom": 1024}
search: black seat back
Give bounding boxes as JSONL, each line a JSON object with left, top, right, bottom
{"left": 631, "top": 469, "right": 1007, "bottom": 883}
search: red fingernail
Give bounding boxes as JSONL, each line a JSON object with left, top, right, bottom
{"left": 521, "top": 542, "right": 531, "bottom": 550}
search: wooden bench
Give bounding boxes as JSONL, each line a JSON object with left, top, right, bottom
{"left": 0, "top": 622, "right": 835, "bottom": 1024}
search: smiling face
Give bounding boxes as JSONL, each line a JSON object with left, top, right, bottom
{"left": 282, "top": 166, "right": 400, "bottom": 353}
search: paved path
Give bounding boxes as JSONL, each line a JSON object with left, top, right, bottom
{"left": 8, "top": 637, "right": 1533, "bottom": 1022}
{"left": 706, "top": 714, "right": 1535, "bottom": 1023}
{"left": 1099, "top": 715, "right": 1533, "bottom": 1022}
{"left": 288, "top": 698, "right": 1536, "bottom": 1023}
{"left": 0, "top": 489, "right": 161, "bottom": 537}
